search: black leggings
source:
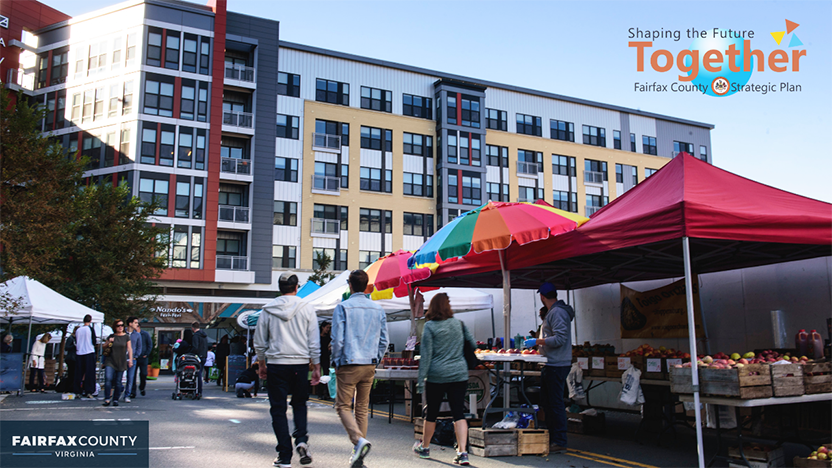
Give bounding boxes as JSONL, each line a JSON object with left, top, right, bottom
{"left": 424, "top": 380, "right": 468, "bottom": 422}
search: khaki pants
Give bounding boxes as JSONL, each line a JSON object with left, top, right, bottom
{"left": 335, "top": 365, "right": 376, "bottom": 445}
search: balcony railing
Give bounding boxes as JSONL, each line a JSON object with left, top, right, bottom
{"left": 218, "top": 205, "right": 250, "bottom": 223}
{"left": 584, "top": 171, "right": 605, "bottom": 184}
{"left": 216, "top": 255, "right": 248, "bottom": 270}
{"left": 223, "top": 111, "right": 253, "bottom": 129}
{"left": 312, "top": 175, "right": 340, "bottom": 193}
{"left": 221, "top": 157, "right": 252, "bottom": 175}
{"left": 312, "top": 133, "right": 341, "bottom": 151}
{"left": 585, "top": 206, "right": 603, "bottom": 217}
{"left": 517, "top": 197, "right": 534, "bottom": 203}
{"left": 225, "top": 64, "right": 256, "bottom": 83}
{"left": 311, "top": 218, "right": 340, "bottom": 236}
{"left": 517, "top": 161, "right": 539, "bottom": 175}
{"left": 6, "top": 69, "right": 35, "bottom": 91}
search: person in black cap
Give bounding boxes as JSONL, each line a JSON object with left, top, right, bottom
{"left": 524, "top": 282, "right": 575, "bottom": 453}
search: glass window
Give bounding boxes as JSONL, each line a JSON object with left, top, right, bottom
{"left": 315, "top": 78, "right": 349, "bottom": 106}
{"left": 180, "top": 80, "right": 196, "bottom": 120}
{"left": 516, "top": 113, "right": 542, "bottom": 136}
{"left": 273, "top": 201, "right": 297, "bottom": 226}
{"left": 278, "top": 72, "right": 300, "bottom": 97}
{"left": 360, "top": 126, "right": 391, "bottom": 151}
{"left": 273, "top": 246, "right": 297, "bottom": 269}
{"left": 551, "top": 154, "right": 576, "bottom": 176}
{"left": 276, "top": 114, "right": 299, "bottom": 139}
{"left": 360, "top": 86, "right": 392, "bottom": 113}
{"left": 486, "top": 145, "right": 508, "bottom": 168}
{"left": 402, "top": 94, "right": 431, "bottom": 119}
{"left": 553, "top": 190, "right": 577, "bottom": 213}
{"left": 165, "top": 31, "right": 180, "bottom": 70}
{"left": 486, "top": 108, "right": 507, "bottom": 131}
{"left": 460, "top": 94, "right": 480, "bottom": 128}
{"left": 139, "top": 177, "right": 169, "bottom": 215}
{"left": 178, "top": 127, "right": 193, "bottom": 169}
{"left": 642, "top": 136, "right": 657, "bottom": 155}
{"left": 359, "top": 167, "right": 392, "bottom": 193}
{"left": 182, "top": 34, "right": 198, "bottom": 73}
{"left": 175, "top": 181, "right": 190, "bottom": 218}
{"left": 146, "top": 28, "right": 163, "bottom": 67}
{"left": 140, "top": 124, "right": 157, "bottom": 165}
{"left": 613, "top": 130, "right": 622, "bottom": 150}
{"left": 582, "top": 125, "right": 606, "bottom": 147}
{"left": 275, "top": 157, "right": 298, "bottom": 182}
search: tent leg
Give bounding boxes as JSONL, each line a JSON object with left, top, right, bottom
{"left": 25, "top": 318, "right": 33, "bottom": 394}
{"left": 490, "top": 308, "right": 496, "bottom": 340}
{"left": 407, "top": 285, "right": 416, "bottom": 337}
{"left": 696, "top": 274, "right": 712, "bottom": 356}
{"left": 57, "top": 323, "right": 68, "bottom": 388}
{"left": 684, "top": 237, "right": 706, "bottom": 468}
{"left": 499, "top": 251, "right": 510, "bottom": 349}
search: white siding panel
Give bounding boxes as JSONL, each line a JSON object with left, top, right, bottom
{"left": 552, "top": 175, "right": 571, "bottom": 191}
{"left": 538, "top": 172, "right": 545, "bottom": 185}
{"left": 274, "top": 182, "right": 302, "bottom": 202}
{"left": 340, "top": 230, "right": 349, "bottom": 246}
{"left": 486, "top": 166, "right": 502, "bottom": 182}
{"left": 518, "top": 178, "right": 535, "bottom": 188}
{"left": 629, "top": 115, "right": 657, "bottom": 153}
{"left": 360, "top": 149, "right": 382, "bottom": 168}
{"left": 359, "top": 232, "right": 382, "bottom": 251}
{"left": 341, "top": 147, "right": 350, "bottom": 164}
{"left": 384, "top": 234, "right": 392, "bottom": 252}
{"left": 277, "top": 97, "right": 304, "bottom": 116}
{"left": 616, "top": 182, "right": 625, "bottom": 196}
{"left": 313, "top": 237, "right": 337, "bottom": 248}
{"left": 273, "top": 226, "right": 300, "bottom": 246}
{"left": 586, "top": 186, "right": 602, "bottom": 196}
{"left": 426, "top": 158, "right": 434, "bottom": 176}
{"left": 275, "top": 138, "right": 303, "bottom": 157}
{"left": 402, "top": 236, "right": 424, "bottom": 251}
{"left": 314, "top": 151, "right": 339, "bottom": 163}
{"left": 403, "top": 155, "right": 423, "bottom": 173}
{"left": 385, "top": 154, "right": 393, "bottom": 169}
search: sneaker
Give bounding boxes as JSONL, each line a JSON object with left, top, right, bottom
{"left": 349, "top": 438, "right": 371, "bottom": 468}
{"left": 549, "top": 443, "right": 567, "bottom": 454}
{"left": 124, "top": 396, "right": 131, "bottom": 403}
{"left": 130, "top": 393, "right": 136, "bottom": 399}
{"left": 296, "top": 442, "right": 312, "bottom": 465}
{"left": 413, "top": 440, "right": 430, "bottom": 459}
{"left": 113, "top": 401, "right": 119, "bottom": 407}
{"left": 453, "top": 452, "right": 469, "bottom": 465}
{"left": 272, "top": 459, "right": 291, "bottom": 468}
{"left": 140, "top": 390, "right": 145, "bottom": 396}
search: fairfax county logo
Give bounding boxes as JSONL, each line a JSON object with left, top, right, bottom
{"left": 711, "top": 77, "right": 730, "bottom": 96}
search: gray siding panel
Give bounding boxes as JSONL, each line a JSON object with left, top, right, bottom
{"left": 619, "top": 113, "right": 631, "bottom": 151}
{"left": 655, "top": 120, "right": 713, "bottom": 161}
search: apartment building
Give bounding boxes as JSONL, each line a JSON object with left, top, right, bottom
{"left": 2, "top": 0, "right": 713, "bottom": 336}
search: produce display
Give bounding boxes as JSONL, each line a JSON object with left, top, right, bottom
{"left": 808, "top": 445, "right": 830, "bottom": 461}
{"left": 675, "top": 349, "right": 811, "bottom": 369}
{"left": 620, "top": 344, "right": 689, "bottom": 359}
{"left": 475, "top": 348, "right": 539, "bottom": 355}
{"left": 572, "top": 342, "right": 616, "bottom": 357}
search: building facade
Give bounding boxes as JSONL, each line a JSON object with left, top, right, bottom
{"left": 3, "top": 0, "right": 713, "bottom": 341}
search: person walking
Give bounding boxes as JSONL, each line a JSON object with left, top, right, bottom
{"left": 253, "top": 272, "right": 321, "bottom": 468}
{"left": 133, "top": 323, "right": 152, "bottom": 397}
{"left": 317, "top": 321, "right": 332, "bottom": 399}
{"left": 191, "top": 322, "right": 209, "bottom": 397}
{"left": 215, "top": 335, "right": 230, "bottom": 387}
{"left": 524, "top": 282, "right": 575, "bottom": 453}
{"left": 331, "top": 270, "right": 389, "bottom": 468}
{"left": 204, "top": 345, "right": 216, "bottom": 383}
{"left": 74, "top": 314, "right": 97, "bottom": 398}
{"left": 102, "top": 320, "right": 133, "bottom": 407}
{"left": 412, "top": 293, "right": 475, "bottom": 466}
{"left": 123, "top": 317, "right": 142, "bottom": 403}
{"left": 28, "top": 333, "right": 51, "bottom": 392}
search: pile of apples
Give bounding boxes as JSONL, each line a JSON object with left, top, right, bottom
{"left": 622, "top": 344, "right": 690, "bottom": 359}
{"left": 807, "top": 445, "right": 830, "bottom": 461}
{"left": 475, "top": 348, "right": 540, "bottom": 355}
{"left": 572, "top": 341, "right": 616, "bottom": 357}
{"left": 676, "top": 349, "right": 812, "bottom": 369}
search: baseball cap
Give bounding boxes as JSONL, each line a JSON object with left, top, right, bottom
{"left": 278, "top": 271, "right": 298, "bottom": 286}
{"left": 537, "top": 282, "right": 557, "bottom": 297}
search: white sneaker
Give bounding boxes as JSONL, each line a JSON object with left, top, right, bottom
{"left": 124, "top": 396, "right": 131, "bottom": 403}
{"left": 349, "top": 438, "right": 371, "bottom": 468}
{"left": 296, "top": 442, "right": 312, "bottom": 465}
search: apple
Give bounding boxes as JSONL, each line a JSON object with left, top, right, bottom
{"left": 702, "top": 356, "right": 713, "bottom": 364}
{"left": 811, "top": 451, "right": 818, "bottom": 456}
{"left": 735, "top": 363, "right": 745, "bottom": 368}
{"left": 743, "top": 352, "right": 755, "bottom": 359}
{"left": 730, "top": 353, "right": 741, "bottom": 360}
{"left": 818, "top": 447, "right": 829, "bottom": 454}
{"left": 727, "top": 359, "right": 736, "bottom": 366}
{"left": 818, "top": 453, "right": 828, "bottom": 460}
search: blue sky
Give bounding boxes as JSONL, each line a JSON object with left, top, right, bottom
{"left": 43, "top": 0, "right": 832, "bottom": 203}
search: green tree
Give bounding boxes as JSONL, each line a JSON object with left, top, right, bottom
{"left": 0, "top": 89, "right": 84, "bottom": 283}
{"left": 308, "top": 250, "right": 336, "bottom": 286}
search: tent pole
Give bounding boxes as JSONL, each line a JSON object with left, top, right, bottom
{"left": 407, "top": 285, "right": 416, "bottom": 337}
{"left": 490, "top": 308, "right": 496, "bottom": 340}
{"left": 696, "top": 273, "right": 712, "bottom": 355}
{"left": 57, "top": 323, "right": 68, "bottom": 388}
{"left": 683, "top": 237, "right": 705, "bottom": 468}
{"left": 25, "top": 317, "right": 33, "bottom": 394}
{"left": 499, "top": 250, "right": 510, "bottom": 349}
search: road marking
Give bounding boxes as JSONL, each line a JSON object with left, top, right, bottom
{"left": 149, "top": 446, "right": 195, "bottom": 451}
{"left": 568, "top": 452, "right": 634, "bottom": 468}
{"left": 567, "top": 450, "right": 660, "bottom": 468}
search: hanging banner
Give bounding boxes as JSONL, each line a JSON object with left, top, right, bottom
{"left": 620, "top": 279, "right": 704, "bottom": 338}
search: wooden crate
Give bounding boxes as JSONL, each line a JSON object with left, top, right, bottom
{"left": 770, "top": 363, "right": 804, "bottom": 397}
{"left": 803, "top": 362, "right": 832, "bottom": 395}
{"left": 670, "top": 365, "right": 773, "bottom": 399}
{"left": 468, "top": 427, "right": 517, "bottom": 457}
{"left": 588, "top": 356, "right": 607, "bottom": 377}
{"left": 605, "top": 356, "right": 642, "bottom": 378}
{"left": 567, "top": 411, "right": 605, "bottom": 435}
{"left": 516, "top": 429, "right": 548, "bottom": 456}
{"left": 669, "top": 366, "right": 694, "bottom": 394}
{"left": 643, "top": 357, "right": 667, "bottom": 380}
{"left": 728, "top": 446, "right": 784, "bottom": 468}
{"left": 414, "top": 417, "right": 454, "bottom": 440}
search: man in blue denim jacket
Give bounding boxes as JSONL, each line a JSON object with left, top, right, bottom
{"left": 331, "top": 270, "right": 388, "bottom": 468}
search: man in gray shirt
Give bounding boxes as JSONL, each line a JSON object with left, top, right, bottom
{"left": 124, "top": 316, "right": 142, "bottom": 403}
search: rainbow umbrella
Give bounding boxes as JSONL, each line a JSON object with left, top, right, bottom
{"left": 364, "top": 250, "right": 437, "bottom": 300}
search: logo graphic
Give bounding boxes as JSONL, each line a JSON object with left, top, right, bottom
{"left": 711, "top": 77, "right": 730, "bottom": 96}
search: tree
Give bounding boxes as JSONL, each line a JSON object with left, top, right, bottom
{"left": 0, "top": 89, "right": 84, "bottom": 283}
{"left": 307, "top": 250, "right": 336, "bottom": 286}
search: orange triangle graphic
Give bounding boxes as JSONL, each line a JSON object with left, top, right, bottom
{"left": 786, "top": 19, "right": 799, "bottom": 34}
{"left": 771, "top": 31, "right": 785, "bottom": 45}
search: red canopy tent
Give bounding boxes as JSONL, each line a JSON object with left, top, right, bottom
{"left": 414, "top": 153, "right": 832, "bottom": 467}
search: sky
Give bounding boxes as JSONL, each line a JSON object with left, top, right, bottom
{"left": 42, "top": 0, "right": 832, "bottom": 203}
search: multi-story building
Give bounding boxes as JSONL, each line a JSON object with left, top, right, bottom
{"left": 2, "top": 0, "right": 713, "bottom": 353}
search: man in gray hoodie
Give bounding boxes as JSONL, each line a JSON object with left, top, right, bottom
{"left": 524, "top": 282, "right": 575, "bottom": 453}
{"left": 254, "top": 272, "right": 321, "bottom": 468}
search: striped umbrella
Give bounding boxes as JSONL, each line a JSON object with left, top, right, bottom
{"left": 364, "top": 250, "right": 437, "bottom": 300}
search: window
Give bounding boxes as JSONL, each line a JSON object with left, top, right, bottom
{"left": 82, "top": 90, "right": 94, "bottom": 124}
{"left": 518, "top": 149, "right": 543, "bottom": 173}
{"left": 313, "top": 248, "right": 347, "bottom": 270}
{"left": 36, "top": 53, "right": 48, "bottom": 89}
{"left": 122, "top": 81, "right": 134, "bottom": 115}
{"left": 192, "top": 179, "right": 203, "bottom": 219}
{"left": 218, "top": 183, "right": 247, "bottom": 207}
{"left": 178, "top": 127, "right": 194, "bottom": 169}
{"left": 584, "top": 159, "right": 608, "bottom": 182}
{"left": 615, "top": 164, "right": 637, "bottom": 185}
{"left": 140, "top": 123, "right": 157, "bottom": 164}
{"left": 448, "top": 173, "right": 458, "bottom": 204}
{"left": 221, "top": 136, "right": 248, "bottom": 161}
{"left": 278, "top": 72, "right": 300, "bottom": 97}
{"left": 159, "top": 126, "right": 175, "bottom": 167}
{"left": 359, "top": 251, "right": 382, "bottom": 269}
{"left": 182, "top": 34, "right": 198, "bottom": 73}
{"left": 146, "top": 27, "right": 163, "bottom": 67}
{"left": 403, "top": 173, "right": 433, "bottom": 197}
{"left": 273, "top": 201, "right": 297, "bottom": 226}
{"left": 447, "top": 132, "right": 457, "bottom": 164}
{"left": 197, "top": 82, "right": 209, "bottom": 122}
{"left": 486, "top": 145, "right": 508, "bottom": 168}
{"left": 195, "top": 130, "right": 206, "bottom": 170}
{"left": 180, "top": 80, "right": 196, "bottom": 120}
{"left": 403, "top": 94, "right": 431, "bottom": 119}
{"left": 314, "top": 204, "right": 348, "bottom": 231}
{"left": 273, "top": 246, "right": 297, "bottom": 269}
{"left": 645, "top": 168, "right": 658, "bottom": 178}
{"left": 81, "top": 133, "right": 102, "bottom": 169}
{"left": 359, "top": 209, "right": 391, "bottom": 233}
{"left": 461, "top": 172, "right": 482, "bottom": 205}
{"left": 360, "top": 86, "right": 392, "bottom": 113}
{"left": 316, "top": 78, "right": 349, "bottom": 106}
{"left": 70, "top": 93, "right": 81, "bottom": 125}
{"left": 93, "top": 87, "right": 105, "bottom": 121}
{"left": 403, "top": 133, "right": 432, "bottom": 157}
{"left": 360, "top": 126, "right": 391, "bottom": 151}
{"left": 447, "top": 94, "right": 457, "bottom": 125}
{"left": 447, "top": 209, "right": 459, "bottom": 224}
{"left": 460, "top": 95, "right": 480, "bottom": 128}
{"left": 458, "top": 132, "right": 481, "bottom": 166}
{"left": 516, "top": 113, "right": 542, "bottom": 136}
{"left": 50, "top": 48, "right": 69, "bottom": 85}
{"left": 487, "top": 182, "right": 509, "bottom": 202}
{"left": 315, "top": 119, "right": 350, "bottom": 147}
{"left": 553, "top": 190, "right": 577, "bottom": 213}
{"left": 144, "top": 75, "right": 174, "bottom": 117}
{"left": 550, "top": 119, "right": 574, "bottom": 142}
{"left": 126, "top": 33, "right": 137, "bottom": 67}
{"left": 582, "top": 125, "right": 606, "bottom": 147}
{"left": 314, "top": 162, "right": 341, "bottom": 191}
{"left": 107, "top": 84, "right": 119, "bottom": 118}
{"left": 111, "top": 37, "right": 122, "bottom": 72}
{"left": 486, "top": 108, "right": 507, "bottom": 131}
{"left": 552, "top": 154, "right": 576, "bottom": 176}
{"left": 276, "top": 114, "right": 299, "bottom": 139}
{"left": 614, "top": 130, "right": 622, "bottom": 150}
{"left": 165, "top": 31, "right": 180, "bottom": 70}
{"left": 275, "top": 157, "right": 298, "bottom": 182}
{"left": 643, "top": 136, "right": 657, "bottom": 155}
{"left": 171, "top": 227, "right": 188, "bottom": 268}
{"left": 175, "top": 180, "right": 190, "bottom": 217}
{"left": 674, "top": 141, "right": 694, "bottom": 156}
{"left": 199, "top": 37, "right": 211, "bottom": 75}
{"left": 103, "top": 132, "right": 116, "bottom": 168}
{"left": 119, "top": 126, "right": 132, "bottom": 164}
{"left": 217, "top": 232, "right": 245, "bottom": 259}
{"left": 403, "top": 213, "right": 434, "bottom": 237}
{"left": 586, "top": 194, "right": 608, "bottom": 209}
{"left": 139, "top": 177, "right": 169, "bottom": 215}
{"left": 699, "top": 145, "right": 708, "bottom": 161}
{"left": 87, "top": 41, "right": 107, "bottom": 76}
{"left": 518, "top": 186, "right": 543, "bottom": 202}
{"left": 360, "top": 167, "right": 392, "bottom": 193}
{"left": 630, "top": 133, "right": 636, "bottom": 152}
{"left": 56, "top": 91, "right": 66, "bottom": 128}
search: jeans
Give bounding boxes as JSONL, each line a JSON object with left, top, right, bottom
{"left": 266, "top": 364, "right": 309, "bottom": 462}
{"left": 104, "top": 365, "right": 124, "bottom": 402}
{"left": 29, "top": 368, "right": 45, "bottom": 390}
{"left": 335, "top": 364, "right": 375, "bottom": 445}
{"left": 196, "top": 367, "right": 203, "bottom": 395}
{"left": 75, "top": 353, "right": 96, "bottom": 395}
{"left": 541, "top": 365, "right": 570, "bottom": 447}
{"left": 136, "top": 357, "right": 148, "bottom": 393}
{"left": 125, "top": 359, "right": 137, "bottom": 398}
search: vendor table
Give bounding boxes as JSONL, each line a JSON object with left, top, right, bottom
{"left": 372, "top": 368, "right": 418, "bottom": 424}
{"left": 678, "top": 393, "right": 832, "bottom": 467}
{"left": 477, "top": 353, "right": 546, "bottom": 428}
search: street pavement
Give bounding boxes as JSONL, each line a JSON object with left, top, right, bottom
{"left": 1, "top": 375, "right": 719, "bottom": 468}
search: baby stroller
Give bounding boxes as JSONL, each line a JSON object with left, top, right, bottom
{"left": 172, "top": 353, "right": 202, "bottom": 400}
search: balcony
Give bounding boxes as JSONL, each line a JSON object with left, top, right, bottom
{"left": 311, "top": 218, "right": 340, "bottom": 237}
{"left": 517, "top": 161, "right": 539, "bottom": 176}
{"left": 586, "top": 206, "right": 603, "bottom": 217}
{"left": 216, "top": 255, "right": 248, "bottom": 270}
{"left": 311, "top": 133, "right": 341, "bottom": 153}
{"left": 5, "top": 69, "right": 35, "bottom": 92}
{"left": 225, "top": 64, "right": 255, "bottom": 83}
{"left": 584, "top": 171, "right": 605, "bottom": 184}
{"left": 223, "top": 111, "right": 253, "bottom": 129}
{"left": 219, "top": 206, "right": 250, "bottom": 223}
{"left": 312, "top": 175, "right": 340, "bottom": 194}
{"left": 221, "top": 157, "right": 252, "bottom": 175}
